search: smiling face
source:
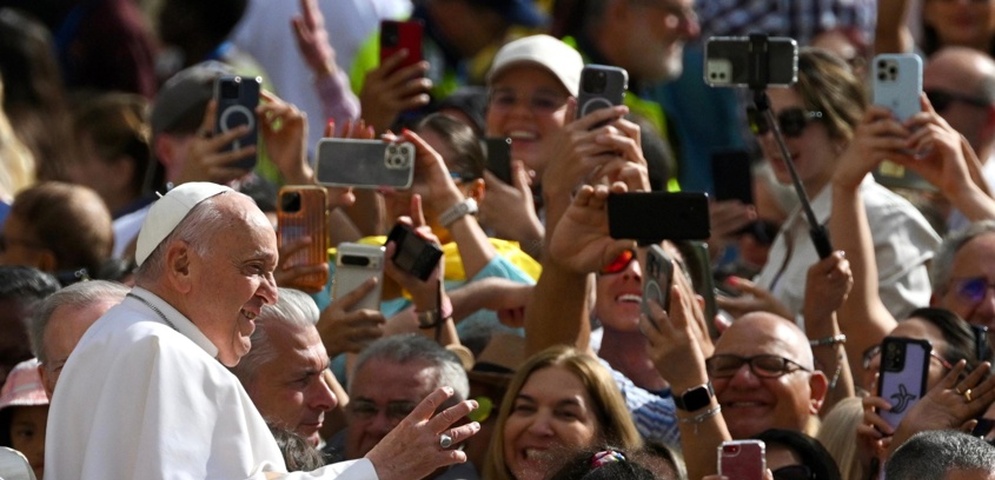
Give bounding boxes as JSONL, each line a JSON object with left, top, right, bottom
{"left": 182, "top": 195, "right": 279, "bottom": 367}
{"left": 502, "top": 365, "right": 600, "bottom": 480}
{"left": 757, "top": 87, "right": 840, "bottom": 196}
{"left": 345, "top": 358, "right": 439, "bottom": 459}
{"left": 242, "top": 319, "right": 335, "bottom": 446}
{"left": 485, "top": 65, "right": 571, "bottom": 177}
{"left": 595, "top": 252, "right": 643, "bottom": 332}
{"left": 711, "top": 313, "right": 822, "bottom": 439}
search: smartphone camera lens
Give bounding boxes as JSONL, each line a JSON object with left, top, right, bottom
{"left": 725, "top": 445, "right": 740, "bottom": 454}
{"left": 383, "top": 24, "right": 399, "bottom": 46}
{"left": 280, "top": 192, "right": 302, "bottom": 212}
{"left": 341, "top": 255, "right": 371, "bottom": 267}
{"left": 583, "top": 70, "right": 608, "bottom": 93}
{"left": 221, "top": 78, "right": 241, "bottom": 99}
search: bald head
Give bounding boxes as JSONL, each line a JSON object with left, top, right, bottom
{"left": 924, "top": 46, "right": 995, "bottom": 156}
{"left": 715, "top": 312, "right": 815, "bottom": 370}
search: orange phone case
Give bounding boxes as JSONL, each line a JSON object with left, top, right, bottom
{"left": 277, "top": 185, "right": 329, "bottom": 292}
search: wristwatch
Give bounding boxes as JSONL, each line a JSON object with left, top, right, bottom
{"left": 674, "top": 381, "right": 714, "bottom": 411}
{"left": 439, "top": 198, "right": 478, "bottom": 228}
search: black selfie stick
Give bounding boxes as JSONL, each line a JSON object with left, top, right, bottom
{"left": 746, "top": 33, "right": 833, "bottom": 259}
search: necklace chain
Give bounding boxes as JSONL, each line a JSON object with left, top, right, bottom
{"left": 126, "top": 292, "right": 178, "bottom": 331}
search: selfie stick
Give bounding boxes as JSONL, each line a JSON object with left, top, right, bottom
{"left": 746, "top": 34, "right": 833, "bottom": 259}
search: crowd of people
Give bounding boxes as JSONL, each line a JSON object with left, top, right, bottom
{"left": 5, "top": 0, "right": 995, "bottom": 479}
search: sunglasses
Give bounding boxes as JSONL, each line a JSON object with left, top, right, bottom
{"left": 600, "top": 249, "right": 637, "bottom": 275}
{"left": 747, "top": 107, "right": 824, "bottom": 138}
{"left": 705, "top": 354, "right": 810, "bottom": 379}
{"left": 773, "top": 465, "right": 814, "bottom": 480}
{"left": 925, "top": 89, "right": 990, "bottom": 112}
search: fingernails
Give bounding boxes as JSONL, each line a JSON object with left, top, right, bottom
{"left": 725, "top": 276, "right": 739, "bottom": 287}
{"left": 442, "top": 386, "right": 453, "bottom": 395}
{"left": 470, "top": 421, "right": 480, "bottom": 431}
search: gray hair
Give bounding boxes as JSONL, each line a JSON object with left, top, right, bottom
{"left": 885, "top": 429, "right": 995, "bottom": 479}
{"left": 29, "top": 280, "right": 129, "bottom": 363}
{"left": 931, "top": 220, "right": 995, "bottom": 293}
{"left": 351, "top": 334, "right": 469, "bottom": 402}
{"left": 134, "top": 191, "right": 235, "bottom": 283}
{"left": 230, "top": 288, "right": 320, "bottom": 385}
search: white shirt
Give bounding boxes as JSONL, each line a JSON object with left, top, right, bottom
{"left": 754, "top": 175, "right": 941, "bottom": 323}
{"left": 46, "top": 288, "right": 378, "bottom": 480}
{"left": 230, "top": 0, "right": 411, "bottom": 153}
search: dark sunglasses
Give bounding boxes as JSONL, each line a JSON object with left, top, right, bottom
{"left": 773, "top": 465, "right": 814, "bottom": 480}
{"left": 747, "top": 107, "right": 824, "bottom": 138}
{"left": 925, "top": 89, "right": 991, "bottom": 112}
{"left": 601, "top": 249, "right": 637, "bottom": 275}
{"left": 949, "top": 276, "right": 995, "bottom": 305}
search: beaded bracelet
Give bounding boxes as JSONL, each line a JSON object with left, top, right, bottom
{"left": 809, "top": 333, "right": 847, "bottom": 347}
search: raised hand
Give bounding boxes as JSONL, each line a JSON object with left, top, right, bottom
{"left": 359, "top": 51, "right": 431, "bottom": 133}
{"left": 547, "top": 183, "right": 634, "bottom": 274}
{"left": 176, "top": 100, "right": 256, "bottom": 185}
{"left": 317, "top": 277, "right": 386, "bottom": 356}
{"left": 258, "top": 90, "right": 309, "bottom": 185}
{"left": 291, "top": 0, "right": 337, "bottom": 77}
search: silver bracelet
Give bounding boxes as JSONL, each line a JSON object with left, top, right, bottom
{"left": 810, "top": 333, "right": 847, "bottom": 347}
{"left": 680, "top": 404, "right": 721, "bottom": 435}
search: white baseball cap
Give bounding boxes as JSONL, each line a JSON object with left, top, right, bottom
{"left": 135, "top": 182, "right": 233, "bottom": 266}
{"left": 487, "top": 34, "right": 584, "bottom": 97}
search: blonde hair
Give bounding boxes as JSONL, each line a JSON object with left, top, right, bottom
{"left": 0, "top": 79, "right": 35, "bottom": 202}
{"left": 482, "top": 345, "right": 643, "bottom": 480}
{"left": 816, "top": 396, "right": 866, "bottom": 480}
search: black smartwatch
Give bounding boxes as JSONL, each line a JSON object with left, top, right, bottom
{"left": 674, "top": 381, "right": 714, "bottom": 411}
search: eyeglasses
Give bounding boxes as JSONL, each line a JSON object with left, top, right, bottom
{"left": 600, "top": 249, "right": 637, "bottom": 275}
{"left": 861, "top": 343, "right": 954, "bottom": 371}
{"left": 948, "top": 276, "right": 995, "bottom": 305}
{"left": 925, "top": 89, "right": 991, "bottom": 112}
{"left": 747, "top": 107, "right": 824, "bottom": 138}
{"left": 347, "top": 399, "right": 417, "bottom": 423}
{"left": 488, "top": 88, "right": 569, "bottom": 115}
{"left": 0, "top": 234, "right": 46, "bottom": 253}
{"left": 705, "top": 354, "right": 811, "bottom": 379}
{"left": 773, "top": 465, "right": 814, "bottom": 480}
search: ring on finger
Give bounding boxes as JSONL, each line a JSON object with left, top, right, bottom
{"left": 965, "top": 388, "right": 973, "bottom": 402}
{"left": 439, "top": 433, "right": 453, "bottom": 449}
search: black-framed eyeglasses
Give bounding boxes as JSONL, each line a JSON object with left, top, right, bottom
{"left": 705, "top": 354, "right": 811, "bottom": 379}
{"left": 949, "top": 276, "right": 995, "bottom": 305}
{"left": 925, "top": 89, "right": 991, "bottom": 112}
{"left": 773, "top": 465, "right": 814, "bottom": 480}
{"left": 747, "top": 107, "right": 824, "bottom": 138}
{"left": 861, "top": 343, "right": 953, "bottom": 371}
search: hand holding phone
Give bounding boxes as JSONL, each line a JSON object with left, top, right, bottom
{"left": 380, "top": 20, "right": 424, "bottom": 72}
{"left": 607, "top": 192, "right": 711, "bottom": 243}
{"left": 386, "top": 223, "right": 443, "bottom": 282}
{"left": 277, "top": 186, "right": 329, "bottom": 292}
{"left": 705, "top": 36, "right": 798, "bottom": 87}
{"left": 875, "top": 336, "right": 931, "bottom": 430}
{"left": 718, "top": 440, "right": 766, "bottom": 480}
{"left": 873, "top": 54, "right": 922, "bottom": 122}
{"left": 315, "top": 138, "right": 415, "bottom": 189}
{"left": 484, "top": 137, "right": 513, "bottom": 185}
{"left": 642, "top": 245, "right": 673, "bottom": 328}
{"left": 214, "top": 75, "right": 262, "bottom": 170}
{"left": 333, "top": 243, "right": 385, "bottom": 311}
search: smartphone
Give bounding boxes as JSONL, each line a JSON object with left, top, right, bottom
{"left": 675, "top": 240, "right": 721, "bottom": 340}
{"left": 871, "top": 53, "right": 934, "bottom": 191}
{"left": 873, "top": 53, "right": 922, "bottom": 122}
{"left": 607, "top": 192, "right": 710, "bottom": 243}
{"left": 315, "top": 138, "right": 415, "bottom": 189}
{"left": 214, "top": 74, "right": 262, "bottom": 170}
{"left": 484, "top": 137, "right": 513, "bottom": 185}
{"left": 333, "top": 243, "right": 385, "bottom": 311}
{"left": 386, "top": 223, "right": 443, "bottom": 282}
{"left": 277, "top": 186, "right": 329, "bottom": 292}
{"left": 704, "top": 36, "right": 798, "bottom": 87}
{"left": 876, "top": 336, "right": 931, "bottom": 430}
{"left": 711, "top": 149, "right": 754, "bottom": 205}
{"left": 380, "top": 20, "right": 424, "bottom": 72}
{"left": 642, "top": 245, "right": 673, "bottom": 328}
{"left": 576, "top": 64, "right": 628, "bottom": 120}
{"left": 718, "top": 440, "right": 766, "bottom": 480}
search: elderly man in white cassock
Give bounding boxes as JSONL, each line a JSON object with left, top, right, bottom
{"left": 45, "top": 182, "right": 479, "bottom": 480}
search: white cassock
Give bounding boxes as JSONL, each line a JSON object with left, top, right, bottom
{"left": 45, "top": 287, "right": 378, "bottom": 480}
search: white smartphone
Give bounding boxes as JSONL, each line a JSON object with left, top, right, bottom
{"left": 872, "top": 53, "right": 922, "bottom": 122}
{"left": 332, "top": 243, "right": 385, "bottom": 311}
{"left": 315, "top": 138, "right": 415, "bottom": 189}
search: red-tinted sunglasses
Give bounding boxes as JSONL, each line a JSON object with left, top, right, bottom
{"left": 600, "top": 249, "right": 637, "bottom": 275}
